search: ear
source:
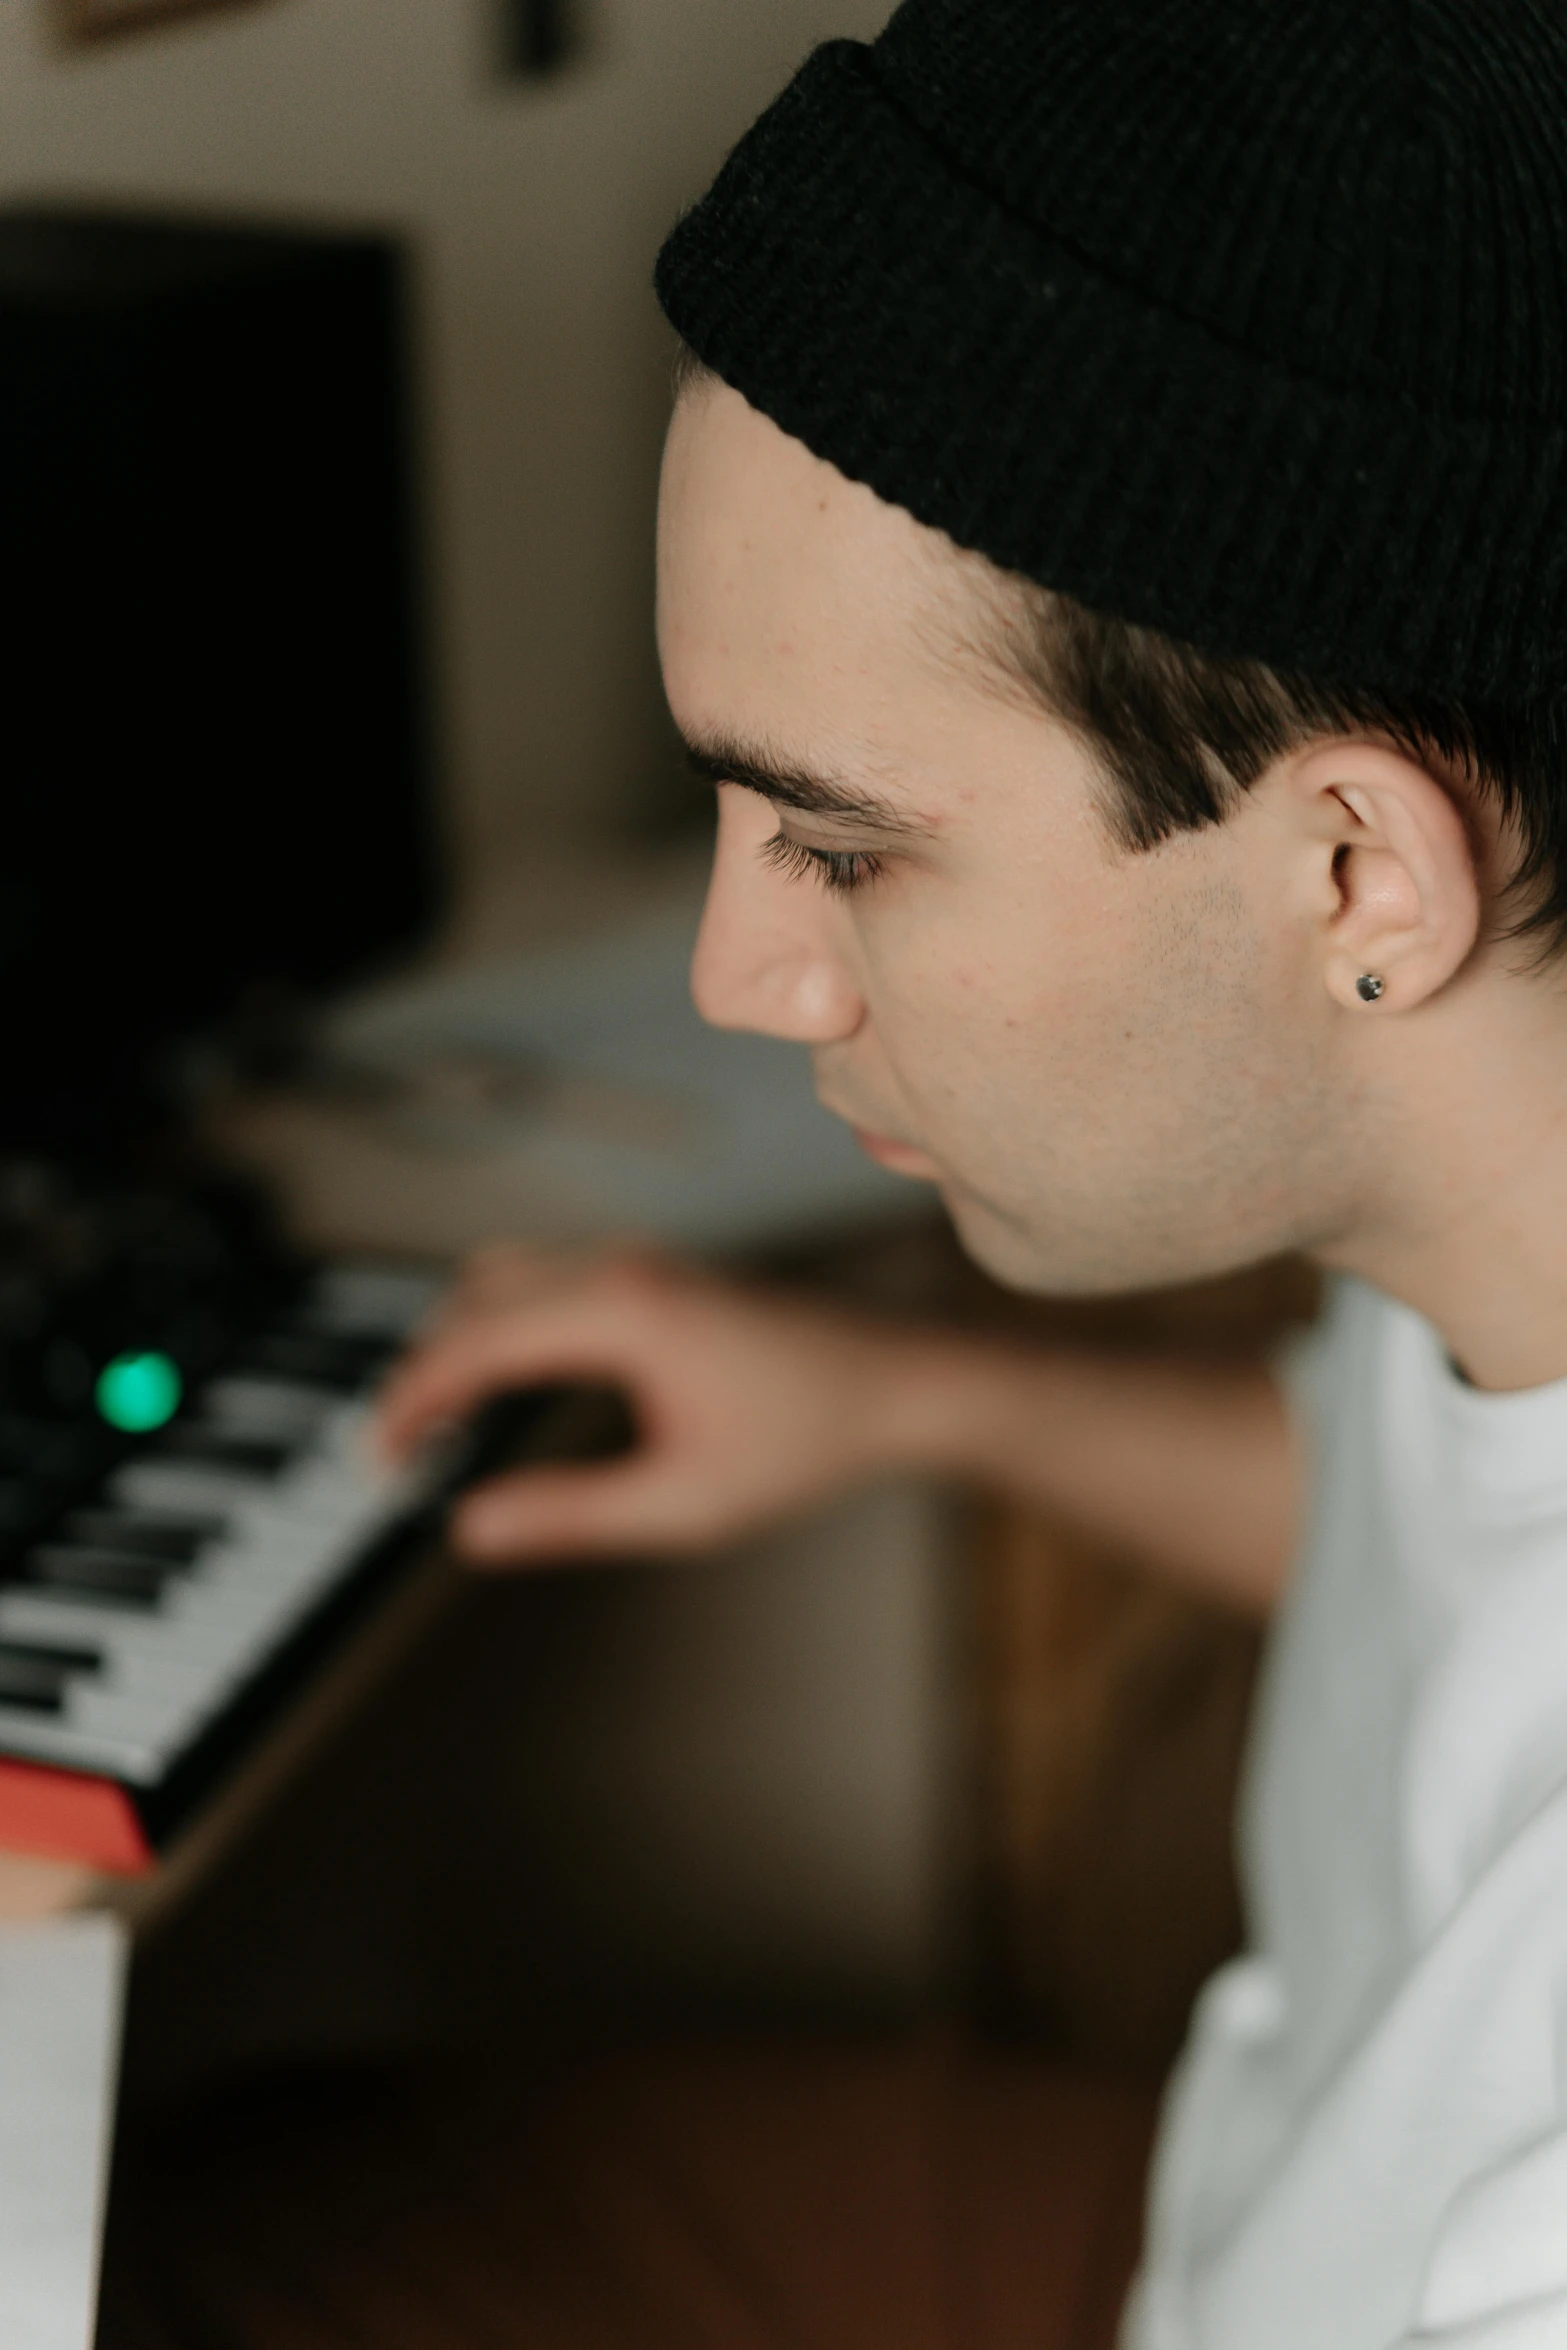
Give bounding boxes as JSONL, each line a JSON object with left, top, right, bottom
{"left": 1292, "top": 741, "right": 1481, "bottom": 1013}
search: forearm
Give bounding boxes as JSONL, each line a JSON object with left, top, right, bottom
{"left": 866, "top": 1329, "right": 1301, "bottom": 1617}
{"left": 380, "top": 1247, "right": 1302, "bottom": 1590}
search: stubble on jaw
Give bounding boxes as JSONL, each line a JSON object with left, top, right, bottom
{"left": 938, "top": 857, "right": 1366, "bottom": 1300}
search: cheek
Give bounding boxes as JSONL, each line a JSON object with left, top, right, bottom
{"left": 855, "top": 906, "right": 1098, "bottom": 1135}
{"left": 851, "top": 861, "right": 1228, "bottom": 1172}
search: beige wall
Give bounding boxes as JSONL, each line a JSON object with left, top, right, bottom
{"left": 0, "top": 0, "right": 889, "bottom": 891}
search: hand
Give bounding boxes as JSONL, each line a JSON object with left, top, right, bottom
{"left": 376, "top": 1243, "right": 919, "bottom": 1565}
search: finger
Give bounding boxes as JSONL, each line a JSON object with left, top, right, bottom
{"left": 375, "top": 1300, "right": 655, "bottom": 1459}
{"left": 450, "top": 1457, "right": 684, "bottom": 1564}
{"left": 456, "top": 1240, "right": 664, "bottom": 1306}
{"left": 419, "top": 1247, "right": 571, "bottom": 1341}
{"left": 453, "top": 1241, "right": 572, "bottom": 1308}
{"left": 420, "top": 1243, "right": 674, "bottom": 1355}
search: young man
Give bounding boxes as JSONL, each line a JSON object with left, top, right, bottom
{"left": 381, "top": 3, "right": 1567, "bottom": 2344}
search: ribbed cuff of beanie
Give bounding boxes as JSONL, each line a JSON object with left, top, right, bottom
{"left": 656, "top": 35, "right": 1567, "bottom": 702}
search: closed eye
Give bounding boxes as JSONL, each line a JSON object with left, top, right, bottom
{"left": 761, "top": 829, "right": 886, "bottom": 897}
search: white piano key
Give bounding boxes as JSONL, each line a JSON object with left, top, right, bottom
{"left": 0, "top": 1709, "right": 156, "bottom": 1781}
{"left": 0, "top": 1553, "right": 338, "bottom": 1681}
{"left": 0, "top": 1499, "right": 426, "bottom": 1779}
{"left": 0, "top": 1575, "right": 259, "bottom": 1649}
{"left": 0, "top": 1646, "right": 256, "bottom": 1778}
{"left": 54, "top": 1688, "right": 178, "bottom": 1747}
{"left": 108, "top": 1459, "right": 269, "bottom": 1518}
{"left": 307, "top": 1263, "right": 442, "bottom": 1336}
{"left": 4, "top": 1549, "right": 297, "bottom": 1635}
{"left": 198, "top": 1374, "right": 339, "bottom": 1438}
{"left": 0, "top": 1589, "right": 205, "bottom": 1655}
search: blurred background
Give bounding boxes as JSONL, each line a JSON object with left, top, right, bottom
{"left": 2, "top": 0, "right": 890, "bottom": 885}
{"left": 0, "top": 0, "right": 1305, "bottom": 2154}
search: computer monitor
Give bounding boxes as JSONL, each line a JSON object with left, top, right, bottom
{"left": 0, "top": 208, "right": 442, "bottom": 1147}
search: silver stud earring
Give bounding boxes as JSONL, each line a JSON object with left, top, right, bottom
{"left": 1356, "top": 972, "right": 1385, "bottom": 1003}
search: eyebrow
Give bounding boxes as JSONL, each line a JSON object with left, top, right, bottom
{"left": 681, "top": 733, "right": 928, "bottom": 834}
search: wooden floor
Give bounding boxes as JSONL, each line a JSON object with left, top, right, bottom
{"left": 98, "top": 2034, "right": 1159, "bottom": 2350}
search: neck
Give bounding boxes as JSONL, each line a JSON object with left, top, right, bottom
{"left": 1317, "top": 969, "right": 1567, "bottom": 1390}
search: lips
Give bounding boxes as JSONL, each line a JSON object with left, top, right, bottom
{"left": 848, "top": 1127, "right": 942, "bottom": 1180}
{"left": 813, "top": 1066, "right": 944, "bottom": 1180}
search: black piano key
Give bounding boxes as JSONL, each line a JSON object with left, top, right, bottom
{"left": 0, "top": 1635, "right": 102, "bottom": 1673}
{"left": 0, "top": 1415, "right": 118, "bottom": 1488}
{"left": 431, "top": 1387, "right": 570, "bottom": 1500}
{"left": 0, "top": 1475, "right": 69, "bottom": 1544}
{"left": 238, "top": 1329, "right": 396, "bottom": 1391}
{"left": 62, "top": 1507, "right": 224, "bottom": 1562}
{"left": 26, "top": 1545, "right": 172, "bottom": 1607}
{"left": 152, "top": 1429, "right": 294, "bottom": 1477}
{"left": 0, "top": 1653, "right": 69, "bottom": 1712}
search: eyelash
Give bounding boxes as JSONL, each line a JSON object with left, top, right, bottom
{"left": 761, "top": 829, "right": 886, "bottom": 897}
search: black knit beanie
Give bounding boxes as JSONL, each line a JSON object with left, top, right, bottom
{"left": 655, "top": 0, "right": 1567, "bottom": 704}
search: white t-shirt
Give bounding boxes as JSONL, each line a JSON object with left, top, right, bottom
{"left": 1123, "top": 1275, "right": 1567, "bottom": 2350}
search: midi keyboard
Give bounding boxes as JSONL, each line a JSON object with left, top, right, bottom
{"left": 0, "top": 1257, "right": 454, "bottom": 1871}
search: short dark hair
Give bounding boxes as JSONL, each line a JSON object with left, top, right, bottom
{"left": 670, "top": 340, "right": 710, "bottom": 401}
{"left": 989, "top": 589, "right": 1567, "bottom": 959}
{"left": 672, "top": 348, "right": 1567, "bottom": 957}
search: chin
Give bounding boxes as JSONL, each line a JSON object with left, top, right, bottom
{"left": 940, "top": 1188, "right": 1067, "bottom": 1293}
{"left": 940, "top": 1185, "right": 1173, "bottom": 1299}
{"left": 947, "top": 1182, "right": 1299, "bottom": 1301}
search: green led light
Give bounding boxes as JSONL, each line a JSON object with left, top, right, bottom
{"left": 95, "top": 1351, "right": 183, "bottom": 1435}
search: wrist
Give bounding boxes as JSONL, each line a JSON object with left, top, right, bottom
{"left": 859, "top": 1326, "right": 1044, "bottom": 1485}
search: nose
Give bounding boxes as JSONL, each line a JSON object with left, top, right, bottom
{"left": 690, "top": 787, "right": 866, "bottom": 1042}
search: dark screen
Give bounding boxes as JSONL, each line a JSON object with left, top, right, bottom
{"left": 0, "top": 210, "right": 442, "bottom": 1146}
